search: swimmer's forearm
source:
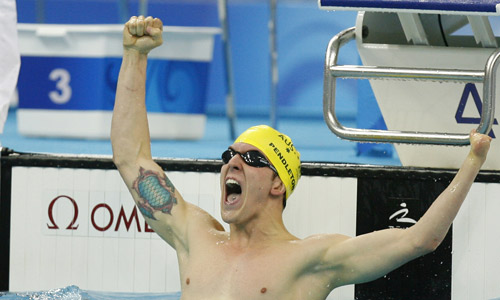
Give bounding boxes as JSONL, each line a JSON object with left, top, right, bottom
{"left": 407, "top": 150, "right": 484, "bottom": 253}
{"left": 111, "top": 50, "right": 152, "bottom": 166}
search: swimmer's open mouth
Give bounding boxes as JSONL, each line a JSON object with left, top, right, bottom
{"left": 225, "top": 178, "right": 242, "bottom": 205}
{"left": 226, "top": 178, "right": 241, "bottom": 195}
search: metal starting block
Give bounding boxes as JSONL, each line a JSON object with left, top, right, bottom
{"left": 319, "top": 0, "right": 500, "bottom": 146}
{"left": 319, "top": 0, "right": 500, "bottom": 15}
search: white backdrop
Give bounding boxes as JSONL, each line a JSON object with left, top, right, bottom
{"left": 9, "top": 167, "right": 356, "bottom": 299}
{"left": 9, "top": 166, "right": 500, "bottom": 299}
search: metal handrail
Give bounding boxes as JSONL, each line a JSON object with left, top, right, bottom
{"left": 323, "top": 27, "right": 500, "bottom": 145}
{"left": 218, "top": 0, "right": 237, "bottom": 140}
{"left": 269, "top": 0, "right": 278, "bottom": 129}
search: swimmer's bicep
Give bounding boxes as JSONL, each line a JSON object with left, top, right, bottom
{"left": 319, "top": 229, "right": 419, "bottom": 286}
{"left": 120, "top": 162, "right": 191, "bottom": 249}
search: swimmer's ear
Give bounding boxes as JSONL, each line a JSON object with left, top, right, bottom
{"left": 270, "top": 176, "right": 286, "bottom": 198}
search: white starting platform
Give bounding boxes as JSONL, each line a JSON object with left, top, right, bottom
{"left": 16, "top": 24, "right": 220, "bottom": 140}
{"left": 319, "top": 0, "right": 500, "bottom": 170}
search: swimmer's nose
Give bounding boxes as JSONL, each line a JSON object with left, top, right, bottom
{"left": 227, "top": 154, "right": 243, "bottom": 171}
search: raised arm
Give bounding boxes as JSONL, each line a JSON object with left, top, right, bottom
{"left": 111, "top": 16, "right": 163, "bottom": 180}
{"left": 111, "top": 16, "right": 223, "bottom": 251}
{"left": 313, "top": 130, "right": 492, "bottom": 287}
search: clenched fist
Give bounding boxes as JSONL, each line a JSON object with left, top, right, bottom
{"left": 123, "top": 16, "right": 163, "bottom": 54}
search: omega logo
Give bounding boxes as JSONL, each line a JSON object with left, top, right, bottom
{"left": 46, "top": 195, "right": 153, "bottom": 233}
{"left": 47, "top": 195, "right": 79, "bottom": 230}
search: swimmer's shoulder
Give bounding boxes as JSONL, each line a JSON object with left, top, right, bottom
{"left": 286, "top": 233, "right": 351, "bottom": 262}
{"left": 300, "top": 233, "right": 351, "bottom": 247}
{"left": 185, "top": 202, "right": 225, "bottom": 231}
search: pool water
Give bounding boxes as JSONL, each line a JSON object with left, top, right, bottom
{"left": 0, "top": 286, "right": 181, "bottom": 300}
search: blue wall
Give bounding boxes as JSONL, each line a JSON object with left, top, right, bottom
{"left": 16, "top": 0, "right": 359, "bottom": 120}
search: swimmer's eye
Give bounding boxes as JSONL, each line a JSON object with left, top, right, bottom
{"left": 222, "top": 148, "right": 278, "bottom": 174}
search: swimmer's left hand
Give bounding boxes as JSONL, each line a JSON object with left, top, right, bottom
{"left": 469, "top": 129, "right": 492, "bottom": 163}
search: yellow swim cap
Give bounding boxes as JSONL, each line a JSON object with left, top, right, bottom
{"left": 234, "top": 125, "right": 301, "bottom": 199}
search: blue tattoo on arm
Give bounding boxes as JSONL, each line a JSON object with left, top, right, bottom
{"left": 133, "top": 167, "right": 178, "bottom": 220}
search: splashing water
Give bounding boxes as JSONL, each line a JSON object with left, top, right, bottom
{"left": 1, "top": 286, "right": 85, "bottom": 300}
{"left": 0, "top": 286, "right": 181, "bottom": 300}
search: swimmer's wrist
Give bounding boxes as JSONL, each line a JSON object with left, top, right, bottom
{"left": 123, "top": 48, "right": 149, "bottom": 60}
{"left": 123, "top": 46, "right": 149, "bottom": 54}
{"left": 462, "top": 151, "right": 487, "bottom": 174}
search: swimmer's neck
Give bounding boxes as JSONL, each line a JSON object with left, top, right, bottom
{"left": 227, "top": 217, "right": 297, "bottom": 249}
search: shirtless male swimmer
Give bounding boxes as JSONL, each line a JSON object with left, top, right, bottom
{"left": 111, "top": 16, "right": 492, "bottom": 300}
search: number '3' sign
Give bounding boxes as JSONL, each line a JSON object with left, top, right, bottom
{"left": 48, "top": 68, "right": 72, "bottom": 104}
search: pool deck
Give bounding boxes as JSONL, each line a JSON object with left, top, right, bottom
{"left": 0, "top": 108, "right": 401, "bottom": 166}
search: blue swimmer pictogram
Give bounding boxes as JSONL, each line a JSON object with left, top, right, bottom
{"left": 455, "top": 83, "right": 498, "bottom": 138}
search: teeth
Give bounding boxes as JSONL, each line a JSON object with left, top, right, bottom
{"left": 225, "top": 178, "right": 242, "bottom": 196}
{"left": 226, "top": 178, "right": 239, "bottom": 185}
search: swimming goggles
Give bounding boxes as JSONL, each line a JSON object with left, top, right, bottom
{"left": 221, "top": 148, "right": 278, "bottom": 174}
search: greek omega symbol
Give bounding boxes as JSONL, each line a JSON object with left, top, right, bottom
{"left": 47, "top": 195, "right": 79, "bottom": 230}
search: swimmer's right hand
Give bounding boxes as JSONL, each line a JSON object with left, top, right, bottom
{"left": 123, "top": 16, "right": 163, "bottom": 54}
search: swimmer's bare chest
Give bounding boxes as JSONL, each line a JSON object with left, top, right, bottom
{"left": 178, "top": 241, "right": 328, "bottom": 300}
